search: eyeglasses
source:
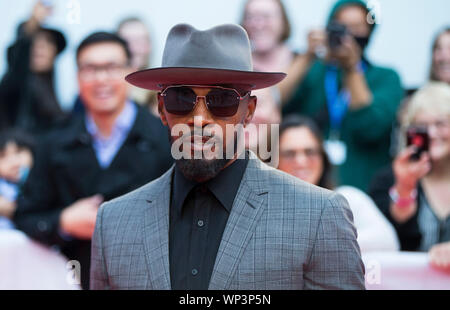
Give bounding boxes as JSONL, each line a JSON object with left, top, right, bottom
{"left": 412, "top": 119, "right": 450, "bottom": 132}
{"left": 280, "top": 148, "right": 322, "bottom": 161}
{"left": 160, "top": 85, "right": 250, "bottom": 117}
{"left": 78, "top": 63, "right": 128, "bottom": 81}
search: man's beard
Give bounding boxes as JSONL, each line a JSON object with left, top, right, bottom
{"left": 176, "top": 156, "right": 229, "bottom": 183}
{"left": 168, "top": 128, "right": 240, "bottom": 182}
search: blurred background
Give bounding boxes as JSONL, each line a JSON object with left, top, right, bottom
{"left": 1, "top": 0, "right": 449, "bottom": 290}
{"left": 1, "top": 0, "right": 449, "bottom": 110}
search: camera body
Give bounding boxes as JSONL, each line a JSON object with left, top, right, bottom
{"left": 326, "top": 22, "right": 349, "bottom": 50}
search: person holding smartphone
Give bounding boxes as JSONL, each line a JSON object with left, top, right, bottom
{"left": 369, "top": 82, "right": 450, "bottom": 272}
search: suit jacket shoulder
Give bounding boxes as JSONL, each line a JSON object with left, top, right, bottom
{"left": 99, "top": 164, "right": 173, "bottom": 220}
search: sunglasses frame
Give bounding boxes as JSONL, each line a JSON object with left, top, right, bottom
{"left": 160, "top": 84, "right": 251, "bottom": 117}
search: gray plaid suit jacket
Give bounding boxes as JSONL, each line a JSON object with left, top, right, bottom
{"left": 90, "top": 152, "right": 365, "bottom": 289}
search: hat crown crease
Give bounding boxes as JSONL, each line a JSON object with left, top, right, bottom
{"left": 162, "top": 24, "right": 252, "bottom": 71}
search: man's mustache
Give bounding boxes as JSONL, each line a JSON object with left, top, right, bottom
{"left": 172, "top": 126, "right": 224, "bottom": 144}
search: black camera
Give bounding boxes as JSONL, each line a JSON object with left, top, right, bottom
{"left": 326, "top": 22, "right": 348, "bottom": 49}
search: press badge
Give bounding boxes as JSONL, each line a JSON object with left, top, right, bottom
{"left": 324, "top": 139, "right": 347, "bottom": 166}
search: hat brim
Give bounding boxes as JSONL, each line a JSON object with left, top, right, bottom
{"left": 125, "top": 67, "right": 286, "bottom": 91}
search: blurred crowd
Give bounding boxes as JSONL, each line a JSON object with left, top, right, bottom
{"left": 0, "top": 0, "right": 449, "bottom": 289}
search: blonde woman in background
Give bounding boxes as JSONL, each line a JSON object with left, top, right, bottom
{"left": 241, "top": 0, "right": 295, "bottom": 73}
{"left": 369, "top": 82, "right": 450, "bottom": 272}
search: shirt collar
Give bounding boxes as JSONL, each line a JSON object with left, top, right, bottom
{"left": 85, "top": 100, "right": 136, "bottom": 139}
{"left": 171, "top": 151, "right": 249, "bottom": 216}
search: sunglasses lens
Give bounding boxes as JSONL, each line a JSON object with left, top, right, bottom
{"left": 206, "top": 89, "right": 240, "bottom": 117}
{"left": 163, "top": 86, "right": 244, "bottom": 117}
{"left": 163, "top": 87, "right": 196, "bottom": 115}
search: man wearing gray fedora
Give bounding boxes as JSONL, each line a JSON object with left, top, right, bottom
{"left": 90, "top": 23, "right": 365, "bottom": 290}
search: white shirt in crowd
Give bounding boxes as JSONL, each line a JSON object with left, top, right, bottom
{"left": 336, "top": 186, "right": 400, "bottom": 253}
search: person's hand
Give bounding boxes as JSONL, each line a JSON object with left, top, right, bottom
{"left": 25, "top": 1, "right": 53, "bottom": 34}
{"left": 330, "top": 35, "right": 361, "bottom": 72}
{"left": 59, "top": 195, "right": 103, "bottom": 240}
{"left": 278, "top": 29, "right": 326, "bottom": 103}
{"left": 306, "top": 29, "right": 327, "bottom": 59}
{"left": 31, "top": 1, "right": 53, "bottom": 23}
{"left": 390, "top": 146, "right": 431, "bottom": 223}
{"left": 429, "top": 242, "right": 450, "bottom": 273}
{"left": 0, "top": 196, "right": 16, "bottom": 219}
{"left": 393, "top": 146, "right": 431, "bottom": 194}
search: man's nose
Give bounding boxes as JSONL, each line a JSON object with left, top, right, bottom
{"left": 188, "top": 97, "right": 214, "bottom": 127}
{"left": 294, "top": 152, "right": 309, "bottom": 167}
{"left": 95, "top": 70, "right": 110, "bottom": 82}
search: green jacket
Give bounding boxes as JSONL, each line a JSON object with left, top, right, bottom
{"left": 282, "top": 59, "right": 404, "bottom": 191}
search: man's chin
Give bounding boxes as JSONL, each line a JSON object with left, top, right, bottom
{"left": 175, "top": 157, "right": 229, "bottom": 182}
{"left": 88, "top": 101, "right": 121, "bottom": 115}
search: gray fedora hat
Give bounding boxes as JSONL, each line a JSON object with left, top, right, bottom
{"left": 125, "top": 23, "right": 286, "bottom": 90}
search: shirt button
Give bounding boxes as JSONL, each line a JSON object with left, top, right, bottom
{"left": 197, "top": 220, "right": 204, "bottom": 227}
{"left": 191, "top": 269, "right": 198, "bottom": 276}
{"left": 197, "top": 185, "right": 207, "bottom": 193}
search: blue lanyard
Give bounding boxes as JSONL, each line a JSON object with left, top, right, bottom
{"left": 324, "top": 61, "right": 367, "bottom": 138}
{"left": 324, "top": 65, "right": 350, "bottom": 137}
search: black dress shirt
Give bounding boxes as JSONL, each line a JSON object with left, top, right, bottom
{"left": 169, "top": 154, "right": 249, "bottom": 290}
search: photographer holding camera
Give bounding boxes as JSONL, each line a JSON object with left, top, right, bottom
{"left": 280, "top": 0, "right": 404, "bottom": 191}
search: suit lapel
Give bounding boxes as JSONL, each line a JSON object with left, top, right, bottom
{"left": 208, "top": 153, "right": 269, "bottom": 290}
{"left": 142, "top": 166, "right": 174, "bottom": 290}
{"left": 140, "top": 153, "right": 270, "bottom": 290}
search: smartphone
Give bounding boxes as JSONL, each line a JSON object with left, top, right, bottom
{"left": 326, "top": 22, "right": 348, "bottom": 50}
{"left": 406, "top": 125, "right": 429, "bottom": 161}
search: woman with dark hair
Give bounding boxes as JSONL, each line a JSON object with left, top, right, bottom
{"left": 278, "top": 115, "right": 333, "bottom": 189}
{"left": 240, "top": 0, "right": 295, "bottom": 73}
{"left": 0, "top": 1, "right": 66, "bottom": 135}
{"left": 430, "top": 27, "right": 450, "bottom": 84}
{"left": 278, "top": 114, "right": 399, "bottom": 252}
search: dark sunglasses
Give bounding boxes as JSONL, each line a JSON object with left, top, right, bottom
{"left": 160, "top": 85, "right": 250, "bottom": 117}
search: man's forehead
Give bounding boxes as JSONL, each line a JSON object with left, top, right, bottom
{"left": 77, "top": 42, "right": 128, "bottom": 65}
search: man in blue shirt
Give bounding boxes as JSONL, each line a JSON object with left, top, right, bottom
{"left": 14, "top": 32, "right": 173, "bottom": 289}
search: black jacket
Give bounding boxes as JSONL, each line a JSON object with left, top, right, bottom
{"left": 13, "top": 104, "right": 173, "bottom": 289}
{"left": 368, "top": 166, "right": 422, "bottom": 251}
{"left": 0, "top": 23, "right": 65, "bottom": 133}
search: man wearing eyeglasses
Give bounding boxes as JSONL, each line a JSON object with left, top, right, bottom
{"left": 90, "top": 24, "right": 365, "bottom": 290}
{"left": 14, "top": 32, "right": 173, "bottom": 290}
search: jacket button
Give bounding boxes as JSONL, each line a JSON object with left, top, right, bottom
{"left": 137, "top": 141, "right": 151, "bottom": 152}
{"left": 37, "top": 221, "right": 48, "bottom": 232}
{"left": 191, "top": 269, "right": 198, "bottom": 276}
{"left": 78, "top": 134, "right": 91, "bottom": 145}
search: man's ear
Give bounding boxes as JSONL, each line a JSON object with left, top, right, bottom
{"left": 157, "top": 93, "right": 168, "bottom": 126}
{"left": 244, "top": 95, "right": 257, "bottom": 126}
